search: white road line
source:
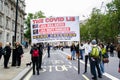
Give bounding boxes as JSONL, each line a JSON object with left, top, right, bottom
{"left": 73, "top": 66, "right": 78, "bottom": 71}
{"left": 68, "top": 62, "right": 72, "bottom": 65}
{"left": 103, "top": 73, "right": 120, "bottom": 80}
{"left": 82, "top": 75, "right": 90, "bottom": 80}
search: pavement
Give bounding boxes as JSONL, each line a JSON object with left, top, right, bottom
{"left": 0, "top": 46, "right": 32, "bottom": 80}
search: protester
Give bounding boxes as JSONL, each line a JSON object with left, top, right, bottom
{"left": 0, "top": 42, "right": 3, "bottom": 60}
{"left": 3, "top": 42, "right": 11, "bottom": 69}
{"left": 90, "top": 39, "right": 102, "bottom": 80}
{"left": 47, "top": 43, "right": 51, "bottom": 58}
{"left": 15, "top": 42, "right": 24, "bottom": 68}
{"left": 99, "top": 43, "right": 108, "bottom": 74}
{"left": 83, "top": 41, "right": 91, "bottom": 74}
{"left": 37, "top": 43, "right": 44, "bottom": 69}
{"left": 70, "top": 43, "right": 76, "bottom": 60}
{"left": 110, "top": 43, "right": 114, "bottom": 57}
{"left": 30, "top": 44, "right": 39, "bottom": 75}
{"left": 79, "top": 43, "right": 85, "bottom": 60}
{"left": 116, "top": 43, "right": 120, "bottom": 73}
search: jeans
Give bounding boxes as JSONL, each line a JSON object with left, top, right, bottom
{"left": 80, "top": 50, "right": 84, "bottom": 60}
{"left": 100, "top": 61, "right": 104, "bottom": 73}
{"left": 71, "top": 50, "right": 76, "bottom": 60}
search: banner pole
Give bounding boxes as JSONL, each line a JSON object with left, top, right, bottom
{"left": 78, "top": 18, "right": 80, "bottom": 74}
{"left": 78, "top": 41, "right": 80, "bottom": 74}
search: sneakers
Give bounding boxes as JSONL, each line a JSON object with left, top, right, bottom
{"left": 37, "top": 72, "right": 39, "bottom": 75}
{"left": 4, "top": 67, "right": 10, "bottom": 69}
{"left": 33, "top": 72, "right": 40, "bottom": 75}
{"left": 33, "top": 72, "right": 35, "bottom": 75}
{"left": 98, "top": 75, "right": 102, "bottom": 78}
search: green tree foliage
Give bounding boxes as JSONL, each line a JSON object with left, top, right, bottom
{"left": 24, "top": 11, "right": 46, "bottom": 42}
{"left": 80, "top": 0, "right": 120, "bottom": 43}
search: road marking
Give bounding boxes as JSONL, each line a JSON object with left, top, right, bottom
{"left": 82, "top": 74, "right": 90, "bottom": 80}
{"left": 73, "top": 66, "right": 78, "bottom": 71}
{"left": 80, "top": 60, "right": 90, "bottom": 67}
{"left": 68, "top": 62, "right": 72, "bottom": 65}
{"left": 103, "top": 72, "right": 120, "bottom": 80}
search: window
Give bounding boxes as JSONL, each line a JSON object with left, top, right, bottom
{"left": 6, "top": 33, "right": 9, "bottom": 42}
{"left": 6, "top": 18, "right": 9, "bottom": 29}
{"left": 0, "top": 32, "right": 2, "bottom": 41}
{"left": 0, "top": 0, "right": 3, "bottom": 11}
{"left": 6, "top": 18, "right": 10, "bottom": 30}
{"left": 0, "top": 14, "right": 3, "bottom": 27}
{"left": 12, "top": 20, "right": 15, "bottom": 31}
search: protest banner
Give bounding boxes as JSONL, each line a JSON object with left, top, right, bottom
{"left": 31, "top": 16, "right": 80, "bottom": 43}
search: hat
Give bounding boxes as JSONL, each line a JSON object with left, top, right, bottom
{"left": 91, "top": 39, "right": 97, "bottom": 45}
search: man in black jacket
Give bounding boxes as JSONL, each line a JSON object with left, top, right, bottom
{"left": 4, "top": 42, "right": 11, "bottom": 69}
{"left": 30, "top": 44, "right": 39, "bottom": 75}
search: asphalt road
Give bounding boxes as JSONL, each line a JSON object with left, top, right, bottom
{"left": 24, "top": 48, "right": 120, "bottom": 80}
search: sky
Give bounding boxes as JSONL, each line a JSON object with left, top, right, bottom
{"left": 25, "top": 0, "right": 112, "bottom": 20}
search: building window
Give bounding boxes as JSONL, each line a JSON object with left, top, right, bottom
{"left": 6, "top": 33, "right": 9, "bottom": 42}
{"left": 0, "top": 14, "right": 3, "bottom": 27}
{"left": 12, "top": 20, "right": 15, "bottom": 31}
{"left": 6, "top": 18, "right": 10, "bottom": 30}
{"left": 11, "top": 7, "right": 14, "bottom": 18}
{"left": 0, "top": 0, "right": 3, "bottom": 11}
{"left": 0, "top": 32, "right": 2, "bottom": 41}
{"left": 6, "top": 18, "right": 8, "bottom": 29}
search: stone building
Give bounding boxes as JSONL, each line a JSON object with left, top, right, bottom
{"left": 0, "top": 0, "right": 26, "bottom": 46}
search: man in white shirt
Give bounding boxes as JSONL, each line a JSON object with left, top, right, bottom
{"left": 83, "top": 41, "right": 92, "bottom": 74}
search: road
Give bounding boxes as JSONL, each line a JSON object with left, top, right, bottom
{"left": 24, "top": 48, "right": 120, "bottom": 80}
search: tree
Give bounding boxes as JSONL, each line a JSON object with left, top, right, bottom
{"left": 24, "top": 11, "right": 46, "bottom": 42}
{"left": 80, "top": 0, "right": 120, "bottom": 43}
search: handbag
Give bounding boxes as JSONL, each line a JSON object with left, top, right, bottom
{"left": 103, "top": 58, "right": 109, "bottom": 63}
{"left": 103, "top": 53, "right": 109, "bottom": 63}
{"left": 118, "top": 68, "right": 120, "bottom": 73}
{"left": 118, "top": 60, "right": 120, "bottom": 73}
{"left": 1, "top": 48, "right": 6, "bottom": 55}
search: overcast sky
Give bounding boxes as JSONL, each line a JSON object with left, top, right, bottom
{"left": 25, "top": 0, "right": 112, "bottom": 20}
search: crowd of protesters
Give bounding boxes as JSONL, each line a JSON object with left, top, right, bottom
{"left": 0, "top": 40, "right": 120, "bottom": 78}
{"left": 69, "top": 39, "right": 120, "bottom": 80}
{"left": 0, "top": 42, "right": 24, "bottom": 69}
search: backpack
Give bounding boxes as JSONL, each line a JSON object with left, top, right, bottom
{"left": 0, "top": 48, "right": 6, "bottom": 55}
{"left": 32, "top": 49, "right": 39, "bottom": 57}
{"left": 90, "top": 47, "right": 99, "bottom": 58}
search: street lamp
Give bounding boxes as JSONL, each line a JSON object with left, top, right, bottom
{"left": 14, "top": 0, "right": 19, "bottom": 42}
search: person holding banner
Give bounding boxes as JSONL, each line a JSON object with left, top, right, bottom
{"left": 83, "top": 41, "right": 91, "bottom": 74}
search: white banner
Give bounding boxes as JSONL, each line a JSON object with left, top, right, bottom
{"left": 31, "top": 16, "right": 80, "bottom": 43}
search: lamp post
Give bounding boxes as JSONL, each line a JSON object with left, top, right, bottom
{"left": 14, "top": 0, "right": 19, "bottom": 42}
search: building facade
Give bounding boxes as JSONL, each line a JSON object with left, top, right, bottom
{"left": 0, "top": 0, "right": 26, "bottom": 46}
